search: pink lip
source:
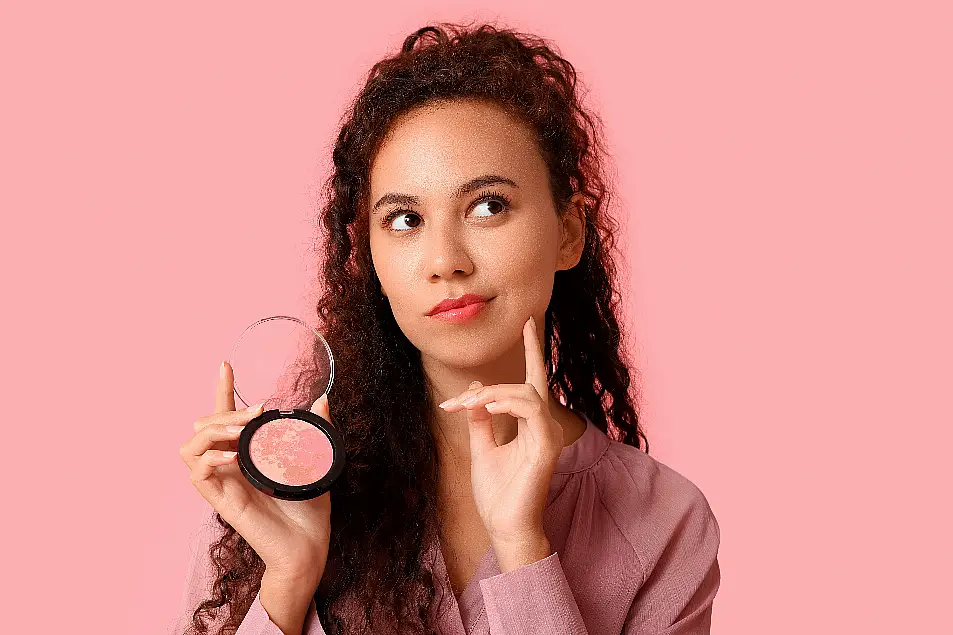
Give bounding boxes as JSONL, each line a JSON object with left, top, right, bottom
{"left": 427, "top": 293, "right": 491, "bottom": 316}
{"left": 428, "top": 298, "right": 491, "bottom": 323}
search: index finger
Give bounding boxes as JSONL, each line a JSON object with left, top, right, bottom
{"left": 523, "top": 316, "right": 548, "bottom": 402}
{"left": 216, "top": 361, "right": 237, "bottom": 413}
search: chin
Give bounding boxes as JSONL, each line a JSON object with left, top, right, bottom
{"left": 427, "top": 343, "right": 502, "bottom": 368}
{"left": 410, "top": 328, "right": 507, "bottom": 368}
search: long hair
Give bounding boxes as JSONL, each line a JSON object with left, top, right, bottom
{"left": 185, "top": 21, "right": 648, "bottom": 635}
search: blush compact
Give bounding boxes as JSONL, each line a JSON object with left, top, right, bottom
{"left": 227, "top": 315, "right": 345, "bottom": 501}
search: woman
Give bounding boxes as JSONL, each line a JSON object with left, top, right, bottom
{"left": 176, "top": 22, "right": 720, "bottom": 635}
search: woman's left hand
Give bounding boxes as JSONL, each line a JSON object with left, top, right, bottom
{"left": 438, "top": 316, "right": 564, "bottom": 566}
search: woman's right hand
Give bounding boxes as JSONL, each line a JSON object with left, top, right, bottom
{"left": 179, "top": 361, "right": 333, "bottom": 587}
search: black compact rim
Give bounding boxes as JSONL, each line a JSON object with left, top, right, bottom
{"left": 237, "top": 408, "right": 346, "bottom": 501}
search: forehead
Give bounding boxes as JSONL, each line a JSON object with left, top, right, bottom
{"left": 369, "top": 99, "right": 546, "bottom": 195}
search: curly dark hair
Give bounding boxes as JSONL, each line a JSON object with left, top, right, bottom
{"left": 185, "top": 20, "right": 648, "bottom": 635}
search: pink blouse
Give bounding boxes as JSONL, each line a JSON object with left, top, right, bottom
{"left": 172, "top": 414, "right": 721, "bottom": 634}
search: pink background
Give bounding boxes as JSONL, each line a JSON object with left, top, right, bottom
{"left": 1, "top": 2, "right": 949, "bottom": 633}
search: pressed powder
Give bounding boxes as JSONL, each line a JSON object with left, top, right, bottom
{"left": 249, "top": 417, "right": 335, "bottom": 486}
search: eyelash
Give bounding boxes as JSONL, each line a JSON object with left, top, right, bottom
{"left": 380, "top": 190, "right": 513, "bottom": 233}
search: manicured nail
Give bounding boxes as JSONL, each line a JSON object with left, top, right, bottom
{"left": 226, "top": 425, "right": 244, "bottom": 433}
{"left": 461, "top": 395, "right": 479, "bottom": 406}
{"left": 220, "top": 361, "right": 226, "bottom": 379}
{"left": 438, "top": 399, "right": 453, "bottom": 409}
{"left": 222, "top": 451, "right": 237, "bottom": 458}
{"left": 247, "top": 402, "right": 264, "bottom": 413}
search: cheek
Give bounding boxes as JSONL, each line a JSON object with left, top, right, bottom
{"left": 377, "top": 251, "right": 419, "bottom": 301}
{"left": 506, "top": 247, "right": 557, "bottom": 314}
{"left": 371, "top": 236, "right": 409, "bottom": 294}
{"left": 504, "top": 236, "right": 553, "bottom": 275}
{"left": 490, "top": 224, "right": 559, "bottom": 299}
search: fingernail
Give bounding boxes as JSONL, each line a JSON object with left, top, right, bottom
{"left": 220, "top": 361, "right": 226, "bottom": 379}
{"left": 469, "top": 381, "right": 482, "bottom": 389}
{"left": 461, "top": 395, "right": 479, "bottom": 406}
{"left": 247, "top": 402, "right": 264, "bottom": 413}
{"left": 222, "top": 451, "right": 237, "bottom": 458}
{"left": 438, "top": 399, "right": 452, "bottom": 409}
{"left": 226, "top": 425, "right": 244, "bottom": 433}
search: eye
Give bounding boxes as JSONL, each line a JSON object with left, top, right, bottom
{"left": 470, "top": 190, "right": 512, "bottom": 218}
{"left": 383, "top": 211, "right": 422, "bottom": 232}
{"left": 471, "top": 199, "right": 506, "bottom": 218}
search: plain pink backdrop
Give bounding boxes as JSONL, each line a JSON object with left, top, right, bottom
{"left": 1, "top": 2, "right": 949, "bottom": 634}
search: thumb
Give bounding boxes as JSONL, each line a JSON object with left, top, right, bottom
{"left": 466, "top": 381, "right": 497, "bottom": 456}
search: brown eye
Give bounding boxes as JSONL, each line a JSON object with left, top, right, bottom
{"left": 471, "top": 196, "right": 510, "bottom": 218}
{"left": 386, "top": 212, "right": 422, "bottom": 232}
{"left": 475, "top": 200, "right": 505, "bottom": 215}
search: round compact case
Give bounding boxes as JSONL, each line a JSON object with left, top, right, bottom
{"left": 227, "top": 315, "right": 345, "bottom": 501}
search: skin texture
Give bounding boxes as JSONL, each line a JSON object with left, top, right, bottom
{"left": 367, "top": 98, "right": 590, "bottom": 583}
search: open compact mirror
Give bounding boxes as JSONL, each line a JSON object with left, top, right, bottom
{"left": 227, "top": 315, "right": 345, "bottom": 500}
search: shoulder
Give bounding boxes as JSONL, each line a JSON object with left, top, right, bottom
{"left": 598, "top": 439, "right": 715, "bottom": 515}
{"left": 593, "top": 440, "right": 721, "bottom": 576}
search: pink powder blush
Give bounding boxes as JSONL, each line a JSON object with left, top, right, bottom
{"left": 248, "top": 418, "right": 334, "bottom": 486}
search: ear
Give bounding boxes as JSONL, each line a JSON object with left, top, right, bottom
{"left": 556, "top": 193, "right": 587, "bottom": 272}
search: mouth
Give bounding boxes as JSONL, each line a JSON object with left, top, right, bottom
{"left": 426, "top": 293, "right": 491, "bottom": 316}
{"left": 427, "top": 296, "right": 494, "bottom": 324}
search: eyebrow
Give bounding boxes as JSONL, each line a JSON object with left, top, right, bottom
{"left": 371, "top": 174, "right": 518, "bottom": 215}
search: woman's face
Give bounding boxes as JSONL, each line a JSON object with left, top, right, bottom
{"left": 368, "top": 98, "right": 585, "bottom": 369}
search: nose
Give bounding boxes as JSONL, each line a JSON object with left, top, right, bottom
{"left": 424, "top": 217, "right": 473, "bottom": 280}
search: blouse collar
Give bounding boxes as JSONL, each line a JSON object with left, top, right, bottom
{"left": 553, "top": 411, "right": 611, "bottom": 474}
